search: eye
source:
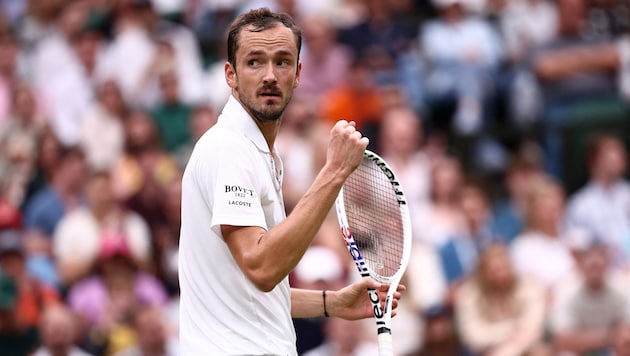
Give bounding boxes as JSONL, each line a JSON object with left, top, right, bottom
{"left": 277, "top": 59, "right": 290, "bottom": 67}
{"left": 248, "top": 59, "right": 259, "bottom": 67}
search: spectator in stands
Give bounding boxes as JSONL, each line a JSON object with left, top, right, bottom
{"left": 276, "top": 97, "right": 324, "bottom": 212}
{"left": 379, "top": 106, "right": 432, "bottom": 219}
{"left": 25, "top": 128, "right": 63, "bottom": 203}
{"left": 22, "top": 146, "right": 86, "bottom": 284}
{"left": 13, "top": 0, "right": 63, "bottom": 49}
{"left": 294, "top": 14, "right": 352, "bottom": 101}
{"left": 111, "top": 109, "right": 179, "bottom": 202}
{"left": 499, "top": 0, "right": 557, "bottom": 66}
{"left": 550, "top": 240, "right": 630, "bottom": 355}
{"left": 151, "top": 173, "right": 182, "bottom": 293}
{"left": 302, "top": 317, "right": 379, "bottom": 356}
{"left": 150, "top": 65, "right": 193, "bottom": 154}
{"left": 138, "top": 0, "right": 206, "bottom": 105}
{"left": 565, "top": 133, "right": 630, "bottom": 266}
{"left": 67, "top": 233, "right": 168, "bottom": 355}
{"left": 455, "top": 243, "right": 546, "bottom": 355}
{"left": 53, "top": 170, "right": 151, "bottom": 286}
{"left": 532, "top": 0, "right": 622, "bottom": 178}
{"left": 0, "top": 30, "right": 19, "bottom": 126}
{"left": 320, "top": 55, "right": 385, "bottom": 143}
{"left": 398, "top": 241, "right": 447, "bottom": 354}
{"left": 99, "top": 0, "right": 205, "bottom": 108}
{"left": 30, "top": 0, "right": 96, "bottom": 146}
{"left": 0, "top": 84, "right": 45, "bottom": 208}
{"left": 0, "top": 229, "right": 59, "bottom": 327}
{"left": 173, "top": 104, "right": 217, "bottom": 168}
{"left": 420, "top": 0, "right": 503, "bottom": 137}
{"left": 492, "top": 147, "right": 544, "bottom": 243}
{"left": 79, "top": 79, "right": 127, "bottom": 171}
{"left": 414, "top": 156, "right": 467, "bottom": 248}
{"left": 510, "top": 175, "right": 575, "bottom": 291}
{"left": 113, "top": 305, "right": 178, "bottom": 356}
{"left": 498, "top": 0, "right": 558, "bottom": 125}
{"left": 337, "top": 0, "right": 415, "bottom": 68}
{"left": 23, "top": 145, "right": 85, "bottom": 238}
{"left": 0, "top": 269, "right": 38, "bottom": 355}
{"left": 439, "top": 177, "right": 495, "bottom": 286}
{"left": 96, "top": 0, "right": 155, "bottom": 107}
{"left": 407, "top": 305, "right": 467, "bottom": 356}
{"left": 32, "top": 304, "right": 93, "bottom": 356}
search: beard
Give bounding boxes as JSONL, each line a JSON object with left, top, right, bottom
{"left": 238, "top": 85, "right": 291, "bottom": 122}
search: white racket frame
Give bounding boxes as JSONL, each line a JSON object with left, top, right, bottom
{"left": 335, "top": 149, "right": 413, "bottom": 356}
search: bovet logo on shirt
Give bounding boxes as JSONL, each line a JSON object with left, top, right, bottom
{"left": 225, "top": 185, "right": 254, "bottom": 198}
{"left": 225, "top": 185, "right": 254, "bottom": 208}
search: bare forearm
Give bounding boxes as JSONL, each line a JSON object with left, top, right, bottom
{"left": 265, "top": 166, "right": 346, "bottom": 274}
{"left": 554, "top": 330, "right": 612, "bottom": 353}
{"left": 291, "top": 288, "right": 327, "bottom": 318}
{"left": 292, "top": 279, "right": 403, "bottom": 320}
{"left": 535, "top": 43, "right": 619, "bottom": 81}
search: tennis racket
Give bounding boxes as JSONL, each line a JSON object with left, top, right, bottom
{"left": 335, "top": 149, "right": 412, "bottom": 356}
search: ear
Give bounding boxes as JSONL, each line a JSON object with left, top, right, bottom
{"left": 293, "top": 61, "right": 302, "bottom": 89}
{"left": 225, "top": 61, "right": 238, "bottom": 89}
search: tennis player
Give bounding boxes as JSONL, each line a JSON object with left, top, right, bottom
{"left": 178, "top": 7, "right": 404, "bottom": 355}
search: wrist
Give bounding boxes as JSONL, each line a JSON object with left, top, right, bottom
{"left": 320, "top": 162, "right": 350, "bottom": 188}
{"left": 323, "top": 290, "right": 329, "bottom": 317}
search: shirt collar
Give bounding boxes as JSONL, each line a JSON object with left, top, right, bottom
{"left": 218, "top": 95, "right": 273, "bottom": 154}
{"left": 588, "top": 179, "right": 625, "bottom": 194}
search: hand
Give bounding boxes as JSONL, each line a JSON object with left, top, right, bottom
{"left": 325, "top": 120, "right": 369, "bottom": 178}
{"left": 327, "top": 278, "right": 406, "bottom": 320}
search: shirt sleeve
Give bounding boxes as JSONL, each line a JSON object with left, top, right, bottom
{"left": 201, "top": 135, "right": 268, "bottom": 231}
{"left": 549, "top": 283, "right": 575, "bottom": 333}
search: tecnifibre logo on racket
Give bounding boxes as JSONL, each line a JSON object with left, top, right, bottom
{"left": 341, "top": 226, "right": 386, "bottom": 319}
{"left": 364, "top": 151, "right": 407, "bottom": 206}
{"left": 341, "top": 227, "right": 369, "bottom": 276}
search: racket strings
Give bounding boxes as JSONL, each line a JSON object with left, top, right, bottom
{"left": 343, "top": 157, "right": 406, "bottom": 278}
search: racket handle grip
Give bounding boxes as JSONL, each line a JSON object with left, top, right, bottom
{"left": 377, "top": 332, "right": 393, "bottom": 356}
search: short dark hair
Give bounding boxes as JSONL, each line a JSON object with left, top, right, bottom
{"left": 227, "top": 8, "right": 302, "bottom": 69}
{"left": 58, "top": 145, "right": 85, "bottom": 163}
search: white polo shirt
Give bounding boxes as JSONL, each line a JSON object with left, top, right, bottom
{"left": 179, "top": 95, "right": 295, "bottom": 355}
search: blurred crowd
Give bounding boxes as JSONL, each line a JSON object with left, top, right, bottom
{"left": 0, "top": 0, "right": 630, "bottom": 355}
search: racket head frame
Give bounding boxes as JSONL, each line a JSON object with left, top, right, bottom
{"left": 334, "top": 149, "right": 413, "bottom": 343}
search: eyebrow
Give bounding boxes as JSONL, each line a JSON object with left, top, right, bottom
{"left": 244, "top": 50, "right": 295, "bottom": 57}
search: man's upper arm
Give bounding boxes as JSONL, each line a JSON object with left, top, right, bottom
{"left": 202, "top": 137, "right": 266, "bottom": 231}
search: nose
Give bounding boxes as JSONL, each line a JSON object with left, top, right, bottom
{"left": 263, "top": 62, "right": 277, "bottom": 84}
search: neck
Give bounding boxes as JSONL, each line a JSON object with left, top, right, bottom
{"left": 586, "top": 280, "right": 605, "bottom": 292}
{"left": 594, "top": 176, "right": 616, "bottom": 189}
{"left": 141, "top": 344, "right": 166, "bottom": 356}
{"left": 92, "top": 206, "right": 110, "bottom": 222}
{"left": 233, "top": 94, "right": 282, "bottom": 151}
{"left": 49, "top": 346, "right": 70, "bottom": 356}
{"left": 52, "top": 179, "right": 75, "bottom": 201}
{"left": 253, "top": 117, "right": 280, "bottom": 152}
{"left": 486, "top": 282, "right": 514, "bottom": 297}
{"left": 105, "top": 273, "right": 133, "bottom": 290}
{"left": 537, "top": 225, "right": 558, "bottom": 237}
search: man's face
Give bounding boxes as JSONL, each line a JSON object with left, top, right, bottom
{"left": 580, "top": 247, "right": 608, "bottom": 289}
{"left": 225, "top": 24, "right": 301, "bottom": 122}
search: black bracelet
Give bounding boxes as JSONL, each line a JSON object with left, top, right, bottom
{"left": 323, "top": 290, "right": 329, "bottom": 317}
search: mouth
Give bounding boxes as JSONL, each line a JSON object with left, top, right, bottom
{"left": 258, "top": 88, "right": 282, "bottom": 99}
